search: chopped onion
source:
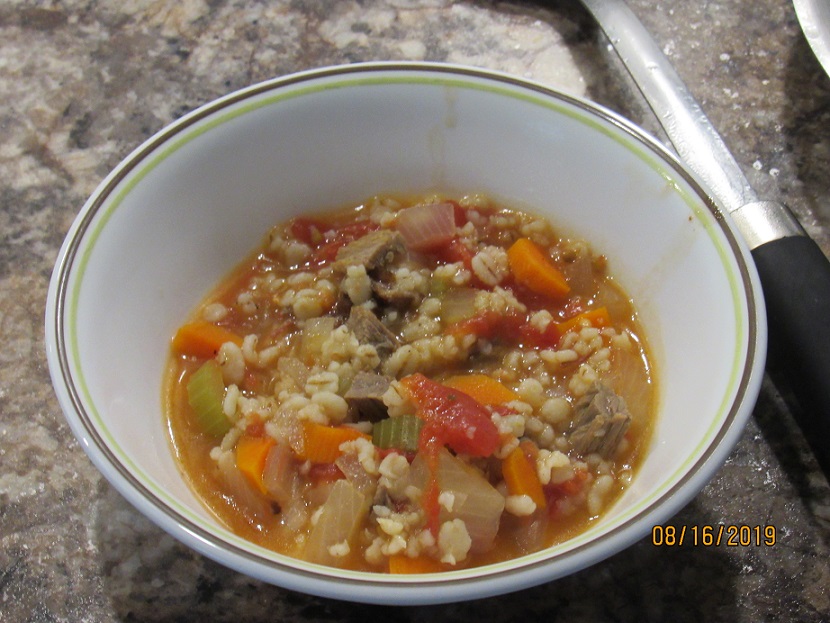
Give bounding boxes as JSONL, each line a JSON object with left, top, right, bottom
{"left": 505, "top": 514, "right": 549, "bottom": 555}
{"left": 281, "top": 500, "right": 309, "bottom": 533}
{"left": 396, "top": 202, "right": 456, "bottom": 252}
{"left": 409, "top": 449, "right": 504, "bottom": 553}
{"left": 604, "top": 346, "right": 652, "bottom": 423}
{"left": 561, "top": 254, "right": 596, "bottom": 297}
{"left": 262, "top": 442, "right": 297, "bottom": 506}
{"left": 217, "top": 452, "right": 274, "bottom": 525}
{"left": 304, "top": 479, "right": 370, "bottom": 566}
{"left": 277, "top": 356, "right": 310, "bottom": 391}
{"left": 261, "top": 442, "right": 309, "bottom": 531}
{"left": 593, "top": 281, "right": 631, "bottom": 321}
{"left": 335, "top": 453, "right": 377, "bottom": 497}
{"left": 271, "top": 406, "right": 305, "bottom": 456}
{"left": 301, "top": 316, "right": 337, "bottom": 359}
{"left": 440, "top": 287, "right": 478, "bottom": 325}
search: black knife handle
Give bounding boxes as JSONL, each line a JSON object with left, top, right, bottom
{"left": 752, "top": 235, "right": 830, "bottom": 477}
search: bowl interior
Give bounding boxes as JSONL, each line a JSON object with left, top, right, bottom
{"left": 47, "top": 64, "right": 763, "bottom": 604}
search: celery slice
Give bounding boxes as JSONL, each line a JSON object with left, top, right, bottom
{"left": 187, "top": 360, "right": 231, "bottom": 437}
{"left": 372, "top": 414, "right": 423, "bottom": 452}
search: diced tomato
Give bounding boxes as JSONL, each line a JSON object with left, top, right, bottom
{"left": 446, "top": 310, "right": 501, "bottom": 341}
{"left": 446, "top": 310, "right": 525, "bottom": 342}
{"left": 501, "top": 313, "right": 528, "bottom": 344}
{"left": 399, "top": 373, "right": 501, "bottom": 534}
{"left": 489, "top": 404, "right": 520, "bottom": 419}
{"left": 240, "top": 370, "right": 266, "bottom": 394}
{"left": 436, "top": 237, "right": 474, "bottom": 269}
{"left": 244, "top": 416, "right": 265, "bottom": 438}
{"left": 519, "top": 321, "right": 561, "bottom": 349}
{"left": 310, "top": 240, "right": 346, "bottom": 266}
{"left": 261, "top": 312, "right": 295, "bottom": 344}
{"left": 400, "top": 373, "right": 500, "bottom": 458}
{"left": 433, "top": 236, "right": 497, "bottom": 289}
{"left": 297, "top": 219, "right": 379, "bottom": 267}
{"left": 450, "top": 201, "right": 468, "bottom": 227}
{"left": 289, "top": 217, "right": 328, "bottom": 245}
{"left": 544, "top": 469, "right": 589, "bottom": 517}
{"left": 446, "top": 309, "right": 561, "bottom": 350}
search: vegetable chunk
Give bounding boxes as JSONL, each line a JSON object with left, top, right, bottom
{"left": 507, "top": 237, "right": 570, "bottom": 300}
{"left": 173, "top": 321, "right": 242, "bottom": 359}
{"left": 186, "top": 360, "right": 232, "bottom": 437}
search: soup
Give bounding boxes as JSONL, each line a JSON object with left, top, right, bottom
{"left": 164, "top": 193, "right": 655, "bottom": 573}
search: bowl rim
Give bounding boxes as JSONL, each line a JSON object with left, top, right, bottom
{"left": 45, "top": 61, "right": 767, "bottom": 605}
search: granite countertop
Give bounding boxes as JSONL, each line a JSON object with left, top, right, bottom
{"left": 2, "top": 1, "right": 829, "bottom": 621}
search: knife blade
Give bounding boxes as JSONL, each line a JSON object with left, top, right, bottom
{"left": 581, "top": 0, "right": 830, "bottom": 478}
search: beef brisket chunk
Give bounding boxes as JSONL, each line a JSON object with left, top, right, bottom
{"left": 569, "top": 382, "right": 631, "bottom": 458}
{"left": 371, "top": 279, "right": 421, "bottom": 308}
{"left": 344, "top": 371, "right": 393, "bottom": 422}
{"left": 333, "top": 229, "right": 407, "bottom": 272}
{"left": 346, "top": 306, "right": 399, "bottom": 357}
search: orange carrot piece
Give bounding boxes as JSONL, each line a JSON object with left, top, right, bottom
{"left": 502, "top": 446, "right": 546, "bottom": 510}
{"left": 298, "top": 421, "right": 371, "bottom": 464}
{"left": 388, "top": 554, "right": 447, "bottom": 574}
{"left": 507, "top": 238, "right": 570, "bottom": 300}
{"left": 172, "top": 321, "right": 243, "bottom": 359}
{"left": 442, "top": 374, "right": 518, "bottom": 405}
{"left": 556, "top": 307, "right": 611, "bottom": 335}
{"left": 236, "top": 435, "right": 277, "bottom": 495}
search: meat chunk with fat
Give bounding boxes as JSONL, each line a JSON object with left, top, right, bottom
{"left": 371, "top": 279, "right": 421, "bottom": 308}
{"left": 569, "top": 382, "right": 631, "bottom": 458}
{"left": 333, "top": 229, "right": 407, "bottom": 272}
{"left": 346, "top": 306, "right": 399, "bottom": 357}
{"left": 344, "top": 371, "right": 393, "bottom": 422}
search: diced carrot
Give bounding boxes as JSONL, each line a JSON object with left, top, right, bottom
{"left": 388, "top": 554, "right": 447, "bottom": 574}
{"left": 502, "top": 446, "right": 546, "bottom": 510}
{"left": 507, "top": 238, "right": 570, "bottom": 300}
{"left": 442, "top": 374, "right": 518, "bottom": 405}
{"left": 298, "top": 421, "right": 371, "bottom": 464}
{"left": 556, "top": 307, "right": 611, "bottom": 335}
{"left": 236, "top": 435, "right": 277, "bottom": 495}
{"left": 172, "top": 321, "right": 243, "bottom": 359}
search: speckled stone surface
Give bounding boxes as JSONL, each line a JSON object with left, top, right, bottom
{"left": 2, "top": 1, "right": 830, "bottom": 621}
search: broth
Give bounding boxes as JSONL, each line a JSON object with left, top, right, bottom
{"left": 164, "top": 193, "right": 655, "bottom": 572}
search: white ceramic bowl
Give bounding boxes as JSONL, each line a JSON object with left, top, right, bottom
{"left": 45, "top": 62, "right": 766, "bottom": 605}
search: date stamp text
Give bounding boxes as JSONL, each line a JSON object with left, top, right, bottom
{"left": 651, "top": 524, "right": 776, "bottom": 547}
